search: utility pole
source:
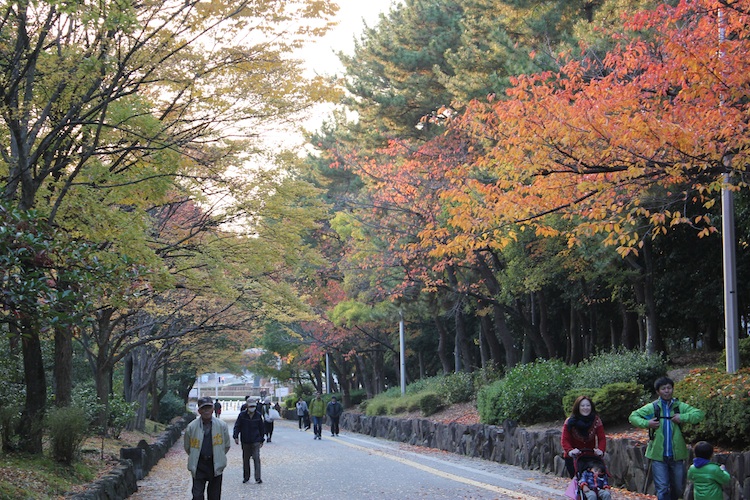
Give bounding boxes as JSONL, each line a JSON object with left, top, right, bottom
{"left": 399, "top": 310, "right": 406, "bottom": 395}
{"left": 719, "top": 8, "right": 740, "bottom": 373}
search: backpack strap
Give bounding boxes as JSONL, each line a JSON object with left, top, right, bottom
{"left": 649, "top": 401, "right": 660, "bottom": 441}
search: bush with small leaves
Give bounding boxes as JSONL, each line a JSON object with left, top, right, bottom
{"left": 573, "top": 348, "right": 666, "bottom": 392}
{"left": 418, "top": 392, "right": 444, "bottom": 417}
{"left": 478, "top": 359, "right": 574, "bottom": 425}
{"left": 158, "top": 391, "right": 186, "bottom": 423}
{"left": 593, "top": 381, "right": 643, "bottom": 425}
{"left": 47, "top": 406, "right": 89, "bottom": 465}
{"left": 676, "top": 367, "right": 750, "bottom": 448}
{"left": 365, "top": 399, "right": 389, "bottom": 416}
{"left": 107, "top": 393, "right": 137, "bottom": 439}
{"left": 436, "top": 371, "right": 474, "bottom": 404}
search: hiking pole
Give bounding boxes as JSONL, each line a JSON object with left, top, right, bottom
{"left": 641, "top": 458, "right": 652, "bottom": 494}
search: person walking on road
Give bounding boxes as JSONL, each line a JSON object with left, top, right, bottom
{"left": 184, "top": 396, "right": 231, "bottom": 500}
{"left": 213, "top": 399, "right": 222, "bottom": 418}
{"left": 233, "top": 399, "right": 265, "bottom": 484}
{"left": 264, "top": 399, "right": 281, "bottom": 443}
{"left": 629, "top": 376, "right": 705, "bottom": 500}
{"left": 296, "top": 397, "right": 309, "bottom": 431}
{"left": 309, "top": 392, "right": 325, "bottom": 440}
{"left": 326, "top": 396, "right": 343, "bottom": 436}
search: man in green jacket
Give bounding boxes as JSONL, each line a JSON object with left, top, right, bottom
{"left": 309, "top": 392, "right": 326, "bottom": 440}
{"left": 629, "top": 376, "right": 705, "bottom": 500}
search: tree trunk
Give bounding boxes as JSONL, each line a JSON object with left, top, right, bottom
{"left": 536, "top": 290, "right": 558, "bottom": 358}
{"left": 454, "top": 304, "right": 475, "bottom": 372}
{"left": 478, "top": 302, "right": 504, "bottom": 367}
{"left": 354, "top": 354, "right": 373, "bottom": 399}
{"left": 492, "top": 304, "right": 518, "bottom": 368}
{"left": 53, "top": 324, "right": 73, "bottom": 407}
{"left": 18, "top": 318, "right": 46, "bottom": 454}
{"left": 434, "top": 316, "right": 452, "bottom": 374}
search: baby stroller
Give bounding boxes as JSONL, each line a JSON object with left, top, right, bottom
{"left": 571, "top": 451, "right": 611, "bottom": 500}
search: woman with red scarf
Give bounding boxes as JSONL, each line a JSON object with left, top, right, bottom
{"left": 561, "top": 395, "right": 607, "bottom": 478}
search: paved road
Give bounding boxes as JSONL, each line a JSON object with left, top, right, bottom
{"left": 129, "top": 417, "right": 571, "bottom": 499}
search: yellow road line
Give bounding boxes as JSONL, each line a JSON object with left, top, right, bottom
{"left": 335, "top": 438, "right": 547, "bottom": 499}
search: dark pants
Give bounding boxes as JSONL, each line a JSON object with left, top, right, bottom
{"left": 241, "top": 442, "right": 261, "bottom": 482}
{"left": 330, "top": 416, "right": 340, "bottom": 435}
{"left": 192, "top": 457, "right": 222, "bottom": 500}
{"left": 565, "top": 456, "right": 576, "bottom": 478}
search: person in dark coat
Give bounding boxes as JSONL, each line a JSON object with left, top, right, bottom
{"left": 233, "top": 400, "right": 265, "bottom": 484}
{"left": 326, "top": 396, "right": 343, "bottom": 436}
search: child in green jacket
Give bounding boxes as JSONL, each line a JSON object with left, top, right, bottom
{"left": 687, "top": 441, "right": 730, "bottom": 500}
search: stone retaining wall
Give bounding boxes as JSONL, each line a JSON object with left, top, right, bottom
{"left": 67, "top": 415, "right": 193, "bottom": 500}
{"left": 340, "top": 413, "right": 750, "bottom": 500}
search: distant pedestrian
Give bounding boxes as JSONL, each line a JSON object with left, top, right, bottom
{"left": 326, "top": 396, "right": 343, "bottom": 436}
{"left": 687, "top": 441, "right": 730, "bottom": 500}
{"left": 273, "top": 401, "right": 282, "bottom": 414}
{"left": 184, "top": 396, "right": 231, "bottom": 500}
{"left": 309, "top": 393, "right": 325, "bottom": 440}
{"left": 295, "top": 397, "right": 309, "bottom": 431}
{"left": 233, "top": 399, "right": 265, "bottom": 484}
{"left": 213, "top": 399, "right": 222, "bottom": 418}
{"left": 264, "top": 400, "right": 281, "bottom": 443}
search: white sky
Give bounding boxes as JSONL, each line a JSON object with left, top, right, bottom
{"left": 299, "top": 0, "right": 399, "bottom": 77}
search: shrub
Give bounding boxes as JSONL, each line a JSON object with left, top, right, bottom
{"left": 71, "top": 385, "right": 104, "bottom": 427}
{"left": 405, "top": 376, "right": 441, "bottom": 395}
{"left": 418, "top": 392, "right": 444, "bottom": 417}
{"left": 739, "top": 336, "right": 750, "bottom": 368}
{"left": 573, "top": 348, "right": 667, "bottom": 391}
{"left": 593, "top": 381, "right": 642, "bottom": 425}
{"left": 472, "top": 365, "right": 504, "bottom": 392}
{"left": 675, "top": 367, "right": 750, "bottom": 449}
{"left": 158, "top": 392, "right": 186, "bottom": 423}
{"left": 477, "top": 359, "right": 574, "bottom": 425}
{"left": 0, "top": 407, "right": 19, "bottom": 451}
{"left": 46, "top": 406, "right": 89, "bottom": 465}
{"left": 435, "top": 371, "right": 474, "bottom": 404}
{"left": 365, "top": 399, "right": 389, "bottom": 416}
{"left": 348, "top": 389, "right": 367, "bottom": 406}
{"left": 107, "top": 393, "right": 137, "bottom": 439}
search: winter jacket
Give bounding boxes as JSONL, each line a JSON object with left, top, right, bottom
{"left": 233, "top": 408, "right": 265, "bottom": 444}
{"left": 688, "top": 459, "right": 730, "bottom": 500}
{"left": 296, "top": 400, "right": 308, "bottom": 416}
{"left": 629, "top": 398, "right": 704, "bottom": 461}
{"left": 561, "top": 414, "right": 606, "bottom": 458}
{"left": 184, "top": 416, "right": 231, "bottom": 478}
{"left": 309, "top": 398, "right": 325, "bottom": 418}
{"left": 326, "top": 400, "right": 343, "bottom": 419}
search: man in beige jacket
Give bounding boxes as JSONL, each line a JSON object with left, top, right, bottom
{"left": 184, "top": 396, "right": 231, "bottom": 500}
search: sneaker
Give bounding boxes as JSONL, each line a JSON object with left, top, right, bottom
{"left": 256, "top": 479, "right": 263, "bottom": 484}
{"left": 331, "top": 433, "right": 335, "bottom": 436}
{"left": 243, "top": 479, "right": 249, "bottom": 484}
{"left": 267, "top": 438, "right": 271, "bottom": 443}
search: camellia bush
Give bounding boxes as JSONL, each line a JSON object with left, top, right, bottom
{"left": 675, "top": 367, "right": 750, "bottom": 449}
{"left": 477, "top": 359, "right": 574, "bottom": 425}
{"left": 572, "top": 348, "right": 667, "bottom": 392}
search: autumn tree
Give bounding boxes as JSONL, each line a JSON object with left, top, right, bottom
{"left": 0, "top": 0, "right": 338, "bottom": 451}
